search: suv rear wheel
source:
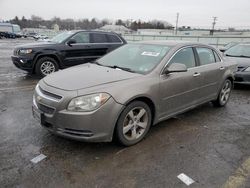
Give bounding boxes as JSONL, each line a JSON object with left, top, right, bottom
{"left": 35, "top": 57, "right": 59, "bottom": 77}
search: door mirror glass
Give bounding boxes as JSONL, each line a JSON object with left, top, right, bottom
{"left": 163, "top": 63, "right": 187, "bottom": 74}
{"left": 67, "top": 39, "right": 76, "bottom": 46}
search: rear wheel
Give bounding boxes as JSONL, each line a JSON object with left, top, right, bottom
{"left": 213, "top": 79, "right": 232, "bottom": 107}
{"left": 35, "top": 57, "right": 59, "bottom": 77}
{"left": 115, "top": 101, "right": 152, "bottom": 146}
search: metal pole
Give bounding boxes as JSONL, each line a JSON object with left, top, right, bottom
{"left": 211, "top": 17, "right": 217, "bottom": 35}
{"left": 175, "top": 13, "right": 179, "bottom": 35}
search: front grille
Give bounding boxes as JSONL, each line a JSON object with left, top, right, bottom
{"left": 37, "top": 102, "right": 55, "bottom": 114}
{"left": 39, "top": 86, "right": 63, "bottom": 101}
{"left": 237, "top": 66, "right": 245, "bottom": 72}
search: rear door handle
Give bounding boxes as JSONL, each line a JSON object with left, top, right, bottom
{"left": 219, "top": 66, "right": 225, "bottom": 70}
{"left": 193, "top": 72, "right": 201, "bottom": 77}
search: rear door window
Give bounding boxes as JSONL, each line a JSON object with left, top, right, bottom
{"left": 169, "top": 47, "right": 196, "bottom": 69}
{"left": 71, "top": 32, "right": 90, "bottom": 43}
{"left": 91, "top": 33, "right": 108, "bottom": 43}
{"left": 196, "top": 47, "right": 216, "bottom": 65}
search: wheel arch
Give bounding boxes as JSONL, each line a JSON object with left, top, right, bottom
{"left": 122, "top": 96, "right": 156, "bottom": 125}
{"left": 226, "top": 76, "right": 234, "bottom": 85}
{"left": 112, "top": 96, "right": 157, "bottom": 144}
{"left": 33, "top": 53, "right": 62, "bottom": 73}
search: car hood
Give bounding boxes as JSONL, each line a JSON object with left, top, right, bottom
{"left": 225, "top": 56, "right": 250, "bottom": 67}
{"left": 43, "top": 63, "right": 141, "bottom": 91}
{"left": 15, "top": 41, "right": 57, "bottom": 49}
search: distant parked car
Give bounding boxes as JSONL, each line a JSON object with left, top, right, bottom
{"left": 224, "top": 43, "right": 250, "bottom": 84}
{"left": 33, "top": 34, "right": 49, "bottom": 40}
{"left": 0, "top": 32, "right": 15, "bottom": 38}
{"left": 32, "top": 41, "right": 236, "bottom": 146}
{"left": 11, "top": 30, "right": 127, "bottom": 77}
{"left": 26, "top": 32, "right": 38, "bottom": 38}
{"left": 0, "top": 31, "right": 5, "bottom": 39}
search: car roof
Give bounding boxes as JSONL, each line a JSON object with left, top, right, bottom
{"left": 134, "top": 40, "right": 208, "bottom": 47}
{"left": 236, "top": 43, "right": 250, "bottom": 46}
{"left": 70, "top": 30, "right": 120, "bottom": 35}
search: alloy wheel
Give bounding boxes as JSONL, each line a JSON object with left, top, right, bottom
{"left": 40, "top": 61, "right": 56, "bottom": 75}
{"left": 122, "top": 107, "right": 149, "bottom": 141}
{"left": 219, "top": 80, "right": 231, "bottom": 105}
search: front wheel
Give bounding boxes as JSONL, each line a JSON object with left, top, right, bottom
{"left": 212, "top": 79, "right": 232, "bottom": 107}
{"left": 35, "top": 57, "right": 59, "bottom": 77}
{"left": 115, "top": 101, "right": 152, "bottom": 146}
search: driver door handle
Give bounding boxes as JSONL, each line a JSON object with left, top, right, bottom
{"left": 193, "top": 72, "right": 201, "bottom": 77}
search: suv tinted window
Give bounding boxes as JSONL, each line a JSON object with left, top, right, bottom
{"left": 91, "top": 33, "right": 108, "bottom": 43}
{"left": 196, "top": 47, "right": 216, "bottom": 65}
{"left": 169, "top": 47, "right": 196, "bottom": 68}
{"left": 71, "top": 32, "right": 89, "bottom": 43}
{"left": 107, "top": 34, "right": 122, "bottom": 43}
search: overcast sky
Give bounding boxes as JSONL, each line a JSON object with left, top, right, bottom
{"left": 0, "top": 0, "right": 250, "bottom": 28}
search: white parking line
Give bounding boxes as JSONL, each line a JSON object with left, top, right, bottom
{"left": 0, "top": 85, "right": 36, "bottom": 92}
{"left": 177, "top": 173, "right": 195, "bottom": 186}
{"left": 30, "top": 154, "right": 47, "bottom": 164}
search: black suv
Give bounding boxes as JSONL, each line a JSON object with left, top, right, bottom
{"left": 11, "top": 30, "right": 127, "bottom": 76}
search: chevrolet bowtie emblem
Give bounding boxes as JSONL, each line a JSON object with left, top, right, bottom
{"left": 37, "top": 96, "right": 42, "bottom": 101}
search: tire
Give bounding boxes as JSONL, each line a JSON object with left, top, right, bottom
{"left": 115, "top": 101, "right": 152, "bottom": 146}
{"left": 35, "top": 57, "right": 59, "bottom": 77}
{"left": 212, "top": 79, "right": 232, "bottom": 107}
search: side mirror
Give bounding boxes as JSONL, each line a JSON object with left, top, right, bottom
{"left": 219, "top": 48, "right": 226, "bottom": 53}
{"left": 67, "top": 39, "right": 76, "bottom": 46}
{"left": 163, "top": 63, "right": 187, "bottom": 74}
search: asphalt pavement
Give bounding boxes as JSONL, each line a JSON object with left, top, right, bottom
{"left": 0, "top": 39, "right": 250, "bottom": 188}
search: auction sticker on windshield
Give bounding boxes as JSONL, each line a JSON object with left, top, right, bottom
{"left": 141, "top": 51, "right": 160, "bottom": 56}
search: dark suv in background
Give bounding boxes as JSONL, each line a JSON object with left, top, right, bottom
{"left": 11, "top": 30, "right": 127, "bottom": 76}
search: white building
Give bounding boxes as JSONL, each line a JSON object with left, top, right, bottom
{"left": 99, "top": 24, "right": 132, "bottom": 34}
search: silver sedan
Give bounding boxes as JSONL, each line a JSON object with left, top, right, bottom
{"left": 32, "top": 41, "right": 237, "bottom": 146}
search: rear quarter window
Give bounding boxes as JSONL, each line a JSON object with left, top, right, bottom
{"left": 107, "top": 34, "right": 122, "bottom": 43}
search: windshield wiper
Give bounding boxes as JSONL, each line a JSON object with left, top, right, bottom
{"left": 92, "top": 62, "right": 135, "bottom": 73}
{"left": 107, "top": 65, "right": 136, "bottom": 73}
{"left": 225, "top": 54, "right": 250, "bottom": 58}
{"left": 92, "top": 61, "right": 106, "bottom": 66}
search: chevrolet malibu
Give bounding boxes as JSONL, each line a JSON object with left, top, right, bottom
{"left": 32, "top": 41, "right": 237, "bottom": 146}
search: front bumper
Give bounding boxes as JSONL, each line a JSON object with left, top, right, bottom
{"left": 32, "top": 81, "right": 124, "bottom": 142}
{"left": 234, "top": 71, "right": 250, "bottom": 84}
{"left": 11, "top": 56, "right": 33, "bottom": 72}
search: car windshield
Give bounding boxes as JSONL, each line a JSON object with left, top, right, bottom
{"left": 224, "top": 42, "right": 237, "bottom": 50}
{"left": 97, "top": 44, "right": 171, "bottom": 74}
{"left": 50, "top": 31, "right": 74, "bottom": 43}
{"left": 225, "top": 44, "right": 250, "bottom": 57}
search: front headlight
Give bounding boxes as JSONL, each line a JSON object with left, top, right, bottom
{"left": 244, "top": 67, "right": 250, "bottom": 72}
{"left": 19, "top": 49, "right": 33, "bottom": 54}
{"left": 67, "top": 93, "right": 111, "bottom": 112}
